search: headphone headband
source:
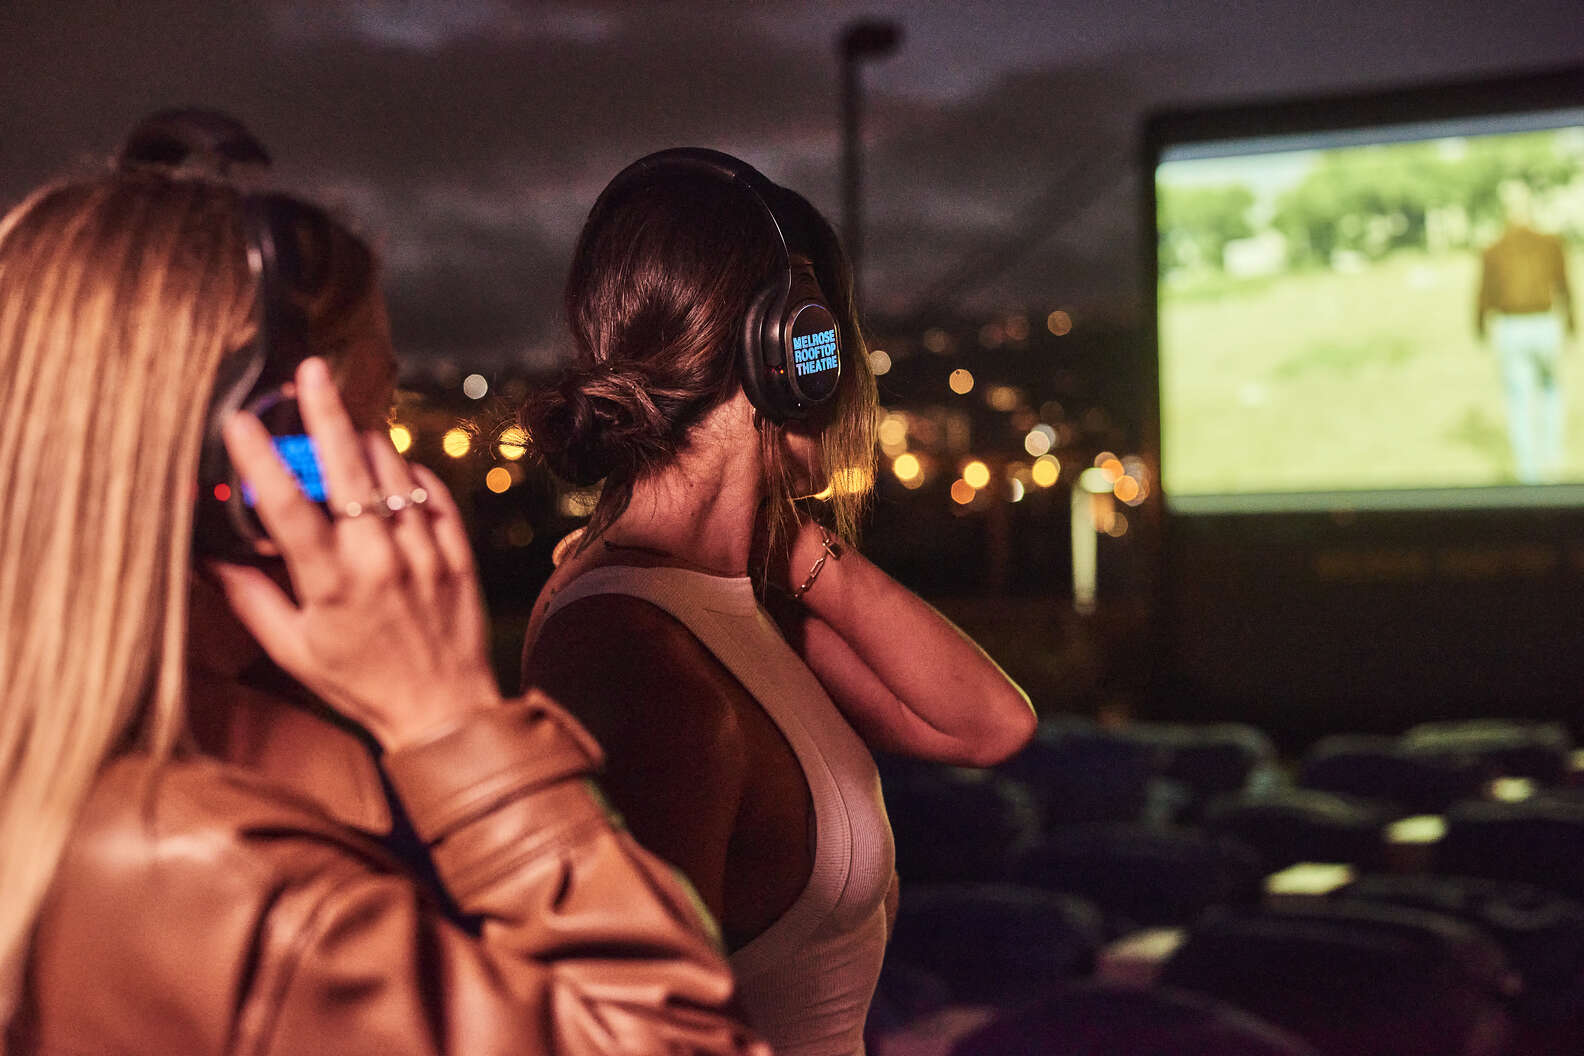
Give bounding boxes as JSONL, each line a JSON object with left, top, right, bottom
{"left": 592, "top": 147, "right": 793, "bottom": 258}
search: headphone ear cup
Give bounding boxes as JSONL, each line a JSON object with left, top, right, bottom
{"left": 193, "top": 341, "right": 268, "bottom": 558}
{"left": 740, "top": 277, "right": 792, "bottom": 423}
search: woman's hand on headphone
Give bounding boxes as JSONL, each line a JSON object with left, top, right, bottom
{"left": 208, "top": 357, "right": 501, "bottom": 750}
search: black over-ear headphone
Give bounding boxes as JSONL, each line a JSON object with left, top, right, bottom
{"left": 589, "top": 148, "right": 843, "bottom": 424}
{"left": 193, "top": 195, "right": 329, "bottom": 559}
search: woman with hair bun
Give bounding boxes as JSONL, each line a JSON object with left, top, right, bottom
{"left": 520, "top": 149, "right": 1036, "bottom": 1055}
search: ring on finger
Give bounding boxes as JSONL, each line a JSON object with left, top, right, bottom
{"left": 335, "top": 494, "right": 389, "bottom": 520}
{"left": 383, "top": 487, "right": 430, "bottom": 514}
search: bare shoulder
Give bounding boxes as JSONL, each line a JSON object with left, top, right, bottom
{"left": 524, "top": 593, "right": 751, "bottom": 774}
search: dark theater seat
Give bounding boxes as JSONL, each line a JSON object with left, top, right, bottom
{"left": 877, "top": 755, "right": 1042, "bottom": 884}
{"left": 1297, "top": 733, "right": 1488, "bottom": 815}
{"left": 1201, "top": 787, "right": 1392, "bottom": 872}
{"left": 1337, "top": 873, "right": 1584, "bottom": 1039}
{"left": 1014, "top": 822, "right": 1265, "bottom": 932}
{"left": 948, "top": 980, "right": 1320, "bottom": 1056}
{"left": 995, "top": 716, "right": 1161, "bottom": 825}
{"left": 1402, "top": 719, "right": 1573, "bottom": 786}
{"left": 1129, "top": 721, "right": 1279, "bottom": 812}
{"left": 1158, "top": 901, "right": 1516, "bottom": 1056}
{"left": 1438, "top": 795, "right": 1584, "bottom": 901}
{"left": 883, "top": 883, "right": 1104, "bottom": 1006}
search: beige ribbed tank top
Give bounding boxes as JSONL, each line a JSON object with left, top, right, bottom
{"left": 541, "top": 565, "right": 894, "bottom": 1056}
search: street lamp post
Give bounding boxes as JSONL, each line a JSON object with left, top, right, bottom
{"left": 838, "top": 18, "right": 901, "bottom": 312}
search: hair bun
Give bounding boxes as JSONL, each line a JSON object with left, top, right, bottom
{"left": 115, "top": 108, "right": 271, "bottom": 180}
{"left": 522, "top": 359, "right": 694, "bottom": 486}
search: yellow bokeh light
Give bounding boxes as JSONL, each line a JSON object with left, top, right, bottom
{"left": 985, "top": 384, "right": 1021, "bottom": 412}
{"left": 893, "top": 452, "right": 922, "bottom": 482}
{"left": 497, "top": 424, "right": 528, "bottom": 461}
{"left": 388, "top": 424, "right": 413, "bottom": 454}
{"left": 1032, "top": 454, "right": 1060, "bottom": 487}
{"left": 1100, "top": 457, "right": 1124, "bottom": 482}
{"left": 1047, "top": 309, "right": 1073, "bottom": 336}
{"left": 877, "top": 412, "right": 909, "bottom": 453}
{"left": 1113, "top": 475, "right": 1141, "bottom": 504}
{"left": 1024, "top": 427, "right": 1052, "bottom": 457}
{"left": 948, "top": 368, "right": 975, "bottom": 395}
{"left": 950, "top": 479, "right": 976, "bottom": 505}
{"left": 962, "top": 460, "right": 991, "bottom": 490}
{"left": 869, "top": 348, "right": 892, "bottom": 375}
{"left": 441, "top": 427, "right": 472, "bottom": 458}
{"left": 484, "top": 466, "right": 512, "bottom": 493}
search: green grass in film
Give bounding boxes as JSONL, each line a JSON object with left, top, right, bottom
{"left": 1160, "top": 249, "right": 1584, "bottom": 496}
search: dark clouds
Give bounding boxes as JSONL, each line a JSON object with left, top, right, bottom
{"left": 2, "top": 0, "right": 1582, "bottom": 367}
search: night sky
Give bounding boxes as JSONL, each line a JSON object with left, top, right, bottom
{"left": 4, "top": 0, "right": 1582, "bottom": 370}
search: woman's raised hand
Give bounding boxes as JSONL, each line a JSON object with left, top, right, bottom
{"left": 210, "top": 357, "right": 502, "bottom": 750}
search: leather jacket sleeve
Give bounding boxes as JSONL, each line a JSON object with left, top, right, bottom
{"left": 17, "top": 694, "right": 769, "bottom": 1056}
{"left": 254, "top": 696, "right": 769, "bottom": 1056}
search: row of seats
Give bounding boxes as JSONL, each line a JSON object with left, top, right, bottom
{"left": 868, "top": 716, "right": 1584, "bottom": 1055}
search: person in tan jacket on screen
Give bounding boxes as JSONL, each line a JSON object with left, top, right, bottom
{"left": 1477, "top": 178, "right": 1576, "bottom": 484}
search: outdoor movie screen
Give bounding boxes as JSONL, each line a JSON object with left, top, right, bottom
{"left": 1156, "top": 109, "right": 1584, "bottom": 513}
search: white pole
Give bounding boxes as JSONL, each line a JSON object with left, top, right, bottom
{"left": 1071, "top": 486, "right": 1097, "bottom": 614}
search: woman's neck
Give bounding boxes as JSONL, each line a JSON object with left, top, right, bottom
{"left": 600, "top": 400, "right": 763, "bottom": 577}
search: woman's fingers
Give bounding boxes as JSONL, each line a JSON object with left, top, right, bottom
{"left": 221, "top": 410, "right": 340, "bottom": 595}
{"left": 206, "top": 561, "right": 311, "bottom": 675}
{"left": 363, "top": 431, "right": 440, "bottom": 587}
{"left": 410, "top": 464, "right": 475, "bottom": 578}
{"left": 295, "top": 358, "right": 385, "bottom": 520}
{"left": 292, "top": 357, "right": 406, "bottom": 589}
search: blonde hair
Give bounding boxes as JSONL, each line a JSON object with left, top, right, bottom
{"left": 0, "top": 170, "right": 374, "bottom": 1023}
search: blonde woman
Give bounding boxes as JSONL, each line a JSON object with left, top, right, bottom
{"left": 0, "top": 167, "right": 765, "bottom": 1055}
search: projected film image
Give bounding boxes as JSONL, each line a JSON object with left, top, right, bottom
{"left": 1157, "top": 119, "right": 1584, "bottom": 511}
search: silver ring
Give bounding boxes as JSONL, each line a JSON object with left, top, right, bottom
{"left": 380, "top": 487, "right": 431, "bottom": 515}
{"left": 335, "top": 495, "right": 388, "bottom": 520}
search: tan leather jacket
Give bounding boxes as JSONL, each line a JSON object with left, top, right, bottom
{"left": 10, "top": 692, "right": 770, "bottom": 1055}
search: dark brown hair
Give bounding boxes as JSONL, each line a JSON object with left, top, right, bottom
{"left": 115, "top": 108, "right": 272, "bottom": 181}
{"left": 521, "top": 163, "right": 877, "bottom": 563}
